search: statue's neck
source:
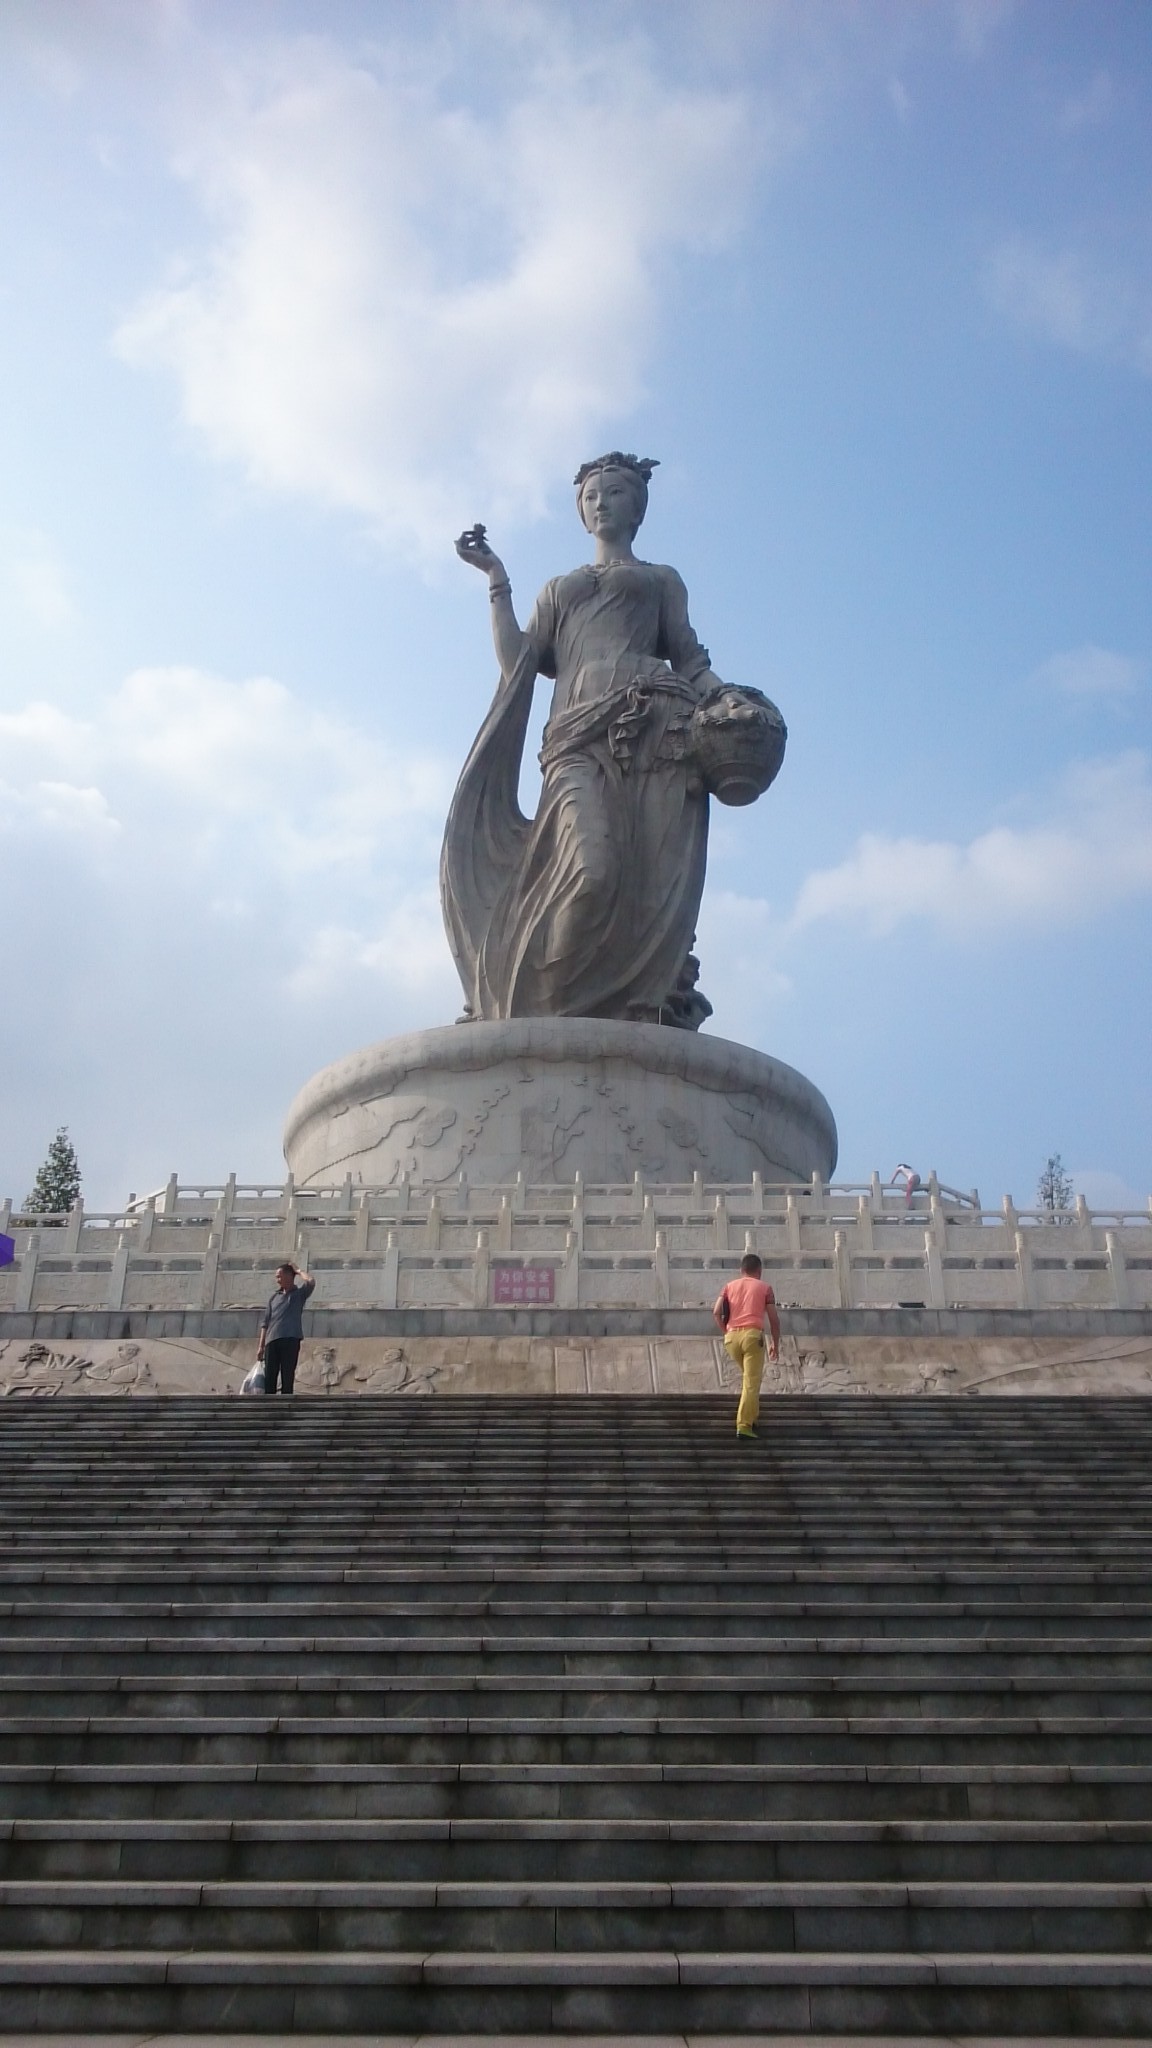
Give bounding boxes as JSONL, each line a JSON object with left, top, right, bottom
{"left": 592, "top": 537, "right": 636, "bottom": 566}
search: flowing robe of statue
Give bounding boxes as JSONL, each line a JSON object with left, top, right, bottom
{"left": 440, "top": 558, "right": 723, "bottom": 1024}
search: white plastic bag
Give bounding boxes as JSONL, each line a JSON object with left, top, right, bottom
{"left": 240, "top": 1360, "right": 266, "bottom": 1396}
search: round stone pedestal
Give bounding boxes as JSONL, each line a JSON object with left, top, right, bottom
{"left": 283, "top": 1019, "right": 837, "bottom": 1188}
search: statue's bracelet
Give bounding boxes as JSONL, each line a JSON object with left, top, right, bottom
{"left": 489, "top": 578, "right": 512, "bottom": 602}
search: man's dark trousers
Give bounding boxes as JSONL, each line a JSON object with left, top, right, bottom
{"left": 263, "top": 1338, "right": 300, "bottom": 1396}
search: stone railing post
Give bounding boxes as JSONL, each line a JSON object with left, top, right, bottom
{"left": 353, "top": 1192, "right": 371, "bottom": 1254}
{"left": 1015, "top": 1229, "right": 1033, "bottom": 1309}
{"left": 425, "top": 1195, "right": 442, "bottom": 1250}
{"left": 856, "top": 1193, "right": 874, "bottom": 1253}
{"left": 712, "top": 1194, "right": 729, "bottom": 1252}
{"left": 282, "top": 1191, "right": 298, "bottom": 1262}
{"left": 0, "top": 1199, "right": 11, "bottom": 1237}
{"left": 751, "top": 1171, "right": 764, "bottom": 1217}
{"left": 63, "top": 1199, "right": 84, "bottom": 1253}
{"left": 1106, "top": 1231, "right": 1130, "bottom": 1310}
{"left": 162, "top": 1173, "right": 179, "bottom": 1216}
{"left": 570, "top": 1175, "right": 585, "bottom": 1249}
{"left": 641, "top": 1194, "right": 656, "bottom": 1248}
{"left": 472, "top": 1229, "right": 490, "bottom": 1308}
{"left": 107, "top": 1235, "right": 130, "bottom": 1311}
{"left": 925, "top": 1229, "right": 945, "bottom": 1310}
{"left": 136, "top": 1197, "right": 156, "bottom": 1252}
{"left": 381, "top": 1229, "right": 400, "bottom": 1309}
{"left": 495, "top": 1196, "right": 513, "bottom": 1252}
{"left": 14, "top": 1237, "right": 38, "bottom": 1313}
{"left": 200, "top": 1232, "right": 221, "bottom": 1310}
{"left": 834, "top": 1229, "right": 852, "bottom": 1308}
{"left": 558, "top": 1232, "right": 580, "bottom": 1308}
{"left": 786, "top": 1193, "right": 803, "bottom": 1264}
{"left": 654, "top": 1229, "right": 670, "bottom": 1308}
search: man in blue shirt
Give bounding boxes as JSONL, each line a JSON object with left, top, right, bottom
{"left": 257, "top": 1262, "right": 315, "bottom": 1396}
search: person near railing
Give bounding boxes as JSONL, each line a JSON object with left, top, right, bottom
{"left": 256, "top": 1262, "right": 315, "bottom": 1397}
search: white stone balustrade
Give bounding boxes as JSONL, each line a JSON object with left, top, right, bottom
{"left": 2, "top": 1176, "right": 1151, "bottom": 1316}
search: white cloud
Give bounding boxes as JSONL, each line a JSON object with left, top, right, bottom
{"left": 887, "top": 76, "right": 912, "bottom": 120}
{"left": 0, "top": 527, "right": 74, "bottom": 630}
{"left": 0, "top": 662, "right": 460, "bottom": 1203}
{"left": 952, "top": 0, "right": 1015, "bottom": 58}
{"left": 1071, "top": 1168, "right": 1150, "bottom": 1213}
{"left": 0, "top": 665, "right": 450, "bottom": 879}
{"left": 0, "top": 778, "right": 119, "bottom": 840}
{"left": 1057, "top": 69, "right": 1115, "bottom": 134}
{"left": 694, "top": 887, "right": 794, "bottom": 1045}
{"left": 287, "top": 889, "right": 459, "bottom": 1009}
{"left": 112, "top": 20, "right": 772, "bottom": 555}
{"left": 987, "top": 236, "right": 1152, "bottom": 377}
{"left": 791, "top": 753, "right": 1152, "bottom": 938}
{"left": 1029, "top": 644, "right": 1147, "bottom": 701}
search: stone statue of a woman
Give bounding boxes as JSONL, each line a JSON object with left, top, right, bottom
{"left": 442, "top": 453, "right": 784, "bottom": 1028}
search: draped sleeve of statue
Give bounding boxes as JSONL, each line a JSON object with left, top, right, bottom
{"left": 440, "top": 563, "right": 719, "bottom": 1024}
{"left": 439, "top": 580, "right": 560, "bottom": 1018}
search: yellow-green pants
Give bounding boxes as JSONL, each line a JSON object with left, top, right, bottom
{"left": 724, "top": 1327, "right": 765, "bottom": 1434}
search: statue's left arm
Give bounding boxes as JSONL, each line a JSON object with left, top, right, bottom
{"left": 656, "top": 567, "right": 725, "bottom": 691}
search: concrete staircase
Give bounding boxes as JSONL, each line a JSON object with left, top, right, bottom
{"left": 0, "top": 1393, "right": 1151, "bottom": 2033}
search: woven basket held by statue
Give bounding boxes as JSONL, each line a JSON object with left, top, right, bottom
{"left": 690, "top": 685, "right": 787, "bottom": 807}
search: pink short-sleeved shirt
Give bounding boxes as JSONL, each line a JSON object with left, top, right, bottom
{"left": 716, "top": 1275, "right": 776, "bottom": 1331}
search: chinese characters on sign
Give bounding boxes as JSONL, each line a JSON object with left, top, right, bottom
{"left": 491, "top": 1265, "right": 556, "bottom": 1305}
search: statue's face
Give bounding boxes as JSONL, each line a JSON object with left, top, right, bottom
{"left": 578, "top": 467, "right": 642, "bottom": 540}
{"left": 703, "top": 688, "right": 762, "bottom": 725}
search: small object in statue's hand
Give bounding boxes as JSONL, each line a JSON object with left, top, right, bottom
{"left": 461, "top": 523, "right": 488, "bottom": 552}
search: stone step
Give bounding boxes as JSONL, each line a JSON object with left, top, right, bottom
{"left": 3, "top": 1716, "right": 1152, "bottom": 1771}
{"left": 5, "top": 1597, "right": 1152, "bottom": 1636}
{"left": 7, "top": 1635, "right": 1152, "bottom": 1678}
{"left": 3, "top": 1815, "right": 1152, "bottom": 1883}
{"left": 5, "top": 1567, "right": 1149, "bottom": 1603}
{"left": 3, "top": 1943, "right": 1152, "bottom": 2034}
{"left": 5, "top": 1678, "right": 1152, "bottom": 1726}
{"left": 4, "top": 1760, "right": 1152, "bottom": 1822}
{"left": 0, "top": 1395, "right": 1146, "bottom": 2032}
{"left": 2, "top": 1875, "right": 1152, "bottom": 1956}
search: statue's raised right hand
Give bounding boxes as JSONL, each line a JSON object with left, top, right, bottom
{"left": 455, "top": 524, "right": 506, "bottom": 580}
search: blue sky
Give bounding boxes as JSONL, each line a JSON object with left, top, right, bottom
{"left": 1, "top": 0, "right": 1149, "bottom": 1212}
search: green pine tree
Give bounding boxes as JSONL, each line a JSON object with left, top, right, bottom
{"left": 1037, "top": 1152, "right": 1074, "bottom": 1218}
{"left": 25, "top": 1127, "right": 82, "bottom": 1217}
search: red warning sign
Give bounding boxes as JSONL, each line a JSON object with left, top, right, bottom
{"left": 491, "top": 1265, "right": 555, "bottom": 1305}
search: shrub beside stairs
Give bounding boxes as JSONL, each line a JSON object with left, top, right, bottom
{"left": 0, "top": 1393, "right": 1150, "bottom": 2031}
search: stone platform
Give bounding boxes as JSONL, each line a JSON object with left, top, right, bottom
{"left": 283, "top": 1020, "right": 837, "bottom": 1188}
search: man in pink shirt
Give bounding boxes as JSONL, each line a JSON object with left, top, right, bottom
{"left": 713, "top": 1252, "right": 781, "bottom": 1440}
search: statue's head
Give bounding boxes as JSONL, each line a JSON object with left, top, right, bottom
{"left": 574, "top": 452, "right": 658, "bottom": 538}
